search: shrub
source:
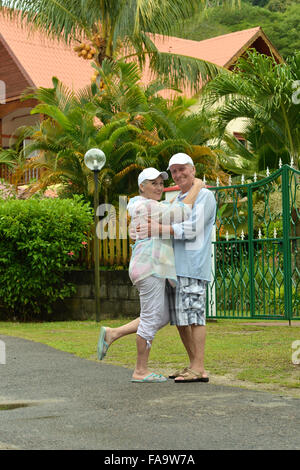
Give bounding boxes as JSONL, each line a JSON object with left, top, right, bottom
{"left": 0, "top": 196, "right": 93, "bottom": 319}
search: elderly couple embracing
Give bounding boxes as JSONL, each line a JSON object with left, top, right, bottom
{"left": 97, "top": 153, "right": 216, "bottom": 383}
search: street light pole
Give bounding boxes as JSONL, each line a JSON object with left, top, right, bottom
{"left": 84, "top": 148, "right": 106, "bottom": 323}
{"left": 93, "top": 169, "right": 100, "bottom": 323}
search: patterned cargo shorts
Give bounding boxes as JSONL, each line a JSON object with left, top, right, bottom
{"left": 166, "top": 276, "right": 207, "bottom": 326}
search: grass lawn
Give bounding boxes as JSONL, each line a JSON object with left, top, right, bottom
{"left": 0, "top": 318, "right": 299, "bottom": 397}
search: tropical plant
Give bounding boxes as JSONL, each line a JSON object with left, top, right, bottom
{"left": 0, "top": 0, "right": 240, "bottom": 92}
{"left": 16, "top": 77, "right": 152, "bottom": 202}
{"left": 87, "top": 58, "right": 177, "bottom": 124}
{"left": 0, "top": 148, "right": 16, "bottom": 167}
{"left": 151, "top": 99, "right": 230, "bottom": 183}
{"left": 12, "top": 72, "right": 177, "bottom": 198}
{"left": 93, "top": 59, "right": 230, "bottom": 182}
{"left": 15, "top": 58, "right": 229, "bottom": 197}
{"left": 0, "top": 126, "right": 32, "bottom": 168}
{"left": 204, "top": 50, "right": 300, "bottom": 171}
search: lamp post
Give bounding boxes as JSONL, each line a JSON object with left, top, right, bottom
{"left": 84, "top": 148, "right": 106, "bottom": 322}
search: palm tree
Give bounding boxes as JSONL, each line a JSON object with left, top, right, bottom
{"left": 204, "top": 50, "right": 300, "bottom": 170}
{"left": 0, "top": 148, "right": 18, "bottom": 168}
{"left": 0, "top": 126, "right": 34, "bottom": 185}
{"left": 1, "top": 53, "right": 235, "bottom": 198}
{"left": 14, "top": 61, "right": 228, "bottom": 198}
{"left": 15, "top": 71, "right": 199, "bottom": 199}
{"left": 134, "top": 93, "right": 230, "bottom": 183}
{"left": 17, "top": 77, "right": 150, "bottom": 201}
{"left": 88, "top": 59, "right": 172, "bottom": 124}
{"left": 79, "top": 59, "right": 224, "bottom": 182}
{"left": 205, "top": 50, "right": 300, "bottom": 280}
{"left": 1, "top": 0, "right": 240, "bottom": 93}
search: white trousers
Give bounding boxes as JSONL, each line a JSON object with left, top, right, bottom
{"left": 135, "top": 276, "right": 169, "bottom": 346}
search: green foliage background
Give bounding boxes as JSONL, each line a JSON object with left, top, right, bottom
{"left": 0, "top": 197, "right": 93, "bottom": 319}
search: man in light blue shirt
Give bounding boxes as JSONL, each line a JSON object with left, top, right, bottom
{"left": 163, "top": 153, "right": 216, "bottom": 383}
{"left": 172, "top": 180, "right": 216, "bottom": 283}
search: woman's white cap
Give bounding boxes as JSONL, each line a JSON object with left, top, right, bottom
{"left": 167, "top": 153, "right": 194, "bottom": 170}
{"left": 138, "top": 168, "right": 168, "bottom": 186}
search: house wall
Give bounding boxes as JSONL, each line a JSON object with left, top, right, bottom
{"left": 0, "top": 104, "right": 40, "bottom": 183}
{"left": 0, "top": 36, "right": 36, "bottom": 151}
{"left": 0, "top": 98, "right": 38, "bottom": 154}
{"left": 2, "top": 108, "right": 39, "bottom": 147}
{"left": 0, "top": 40, "right": 31, "bottom": 101}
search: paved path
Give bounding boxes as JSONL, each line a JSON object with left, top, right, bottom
{"left": 0, "top": 335, "right": 299, "bottom": 450}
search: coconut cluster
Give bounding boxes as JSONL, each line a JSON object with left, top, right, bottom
{"left": 74, "top": 35, "right": 108, "bottom": 87}
{"left": 74, "top": 42, "right": 97, "bottom": 60}
{"left": 74, "top": 35, "right": 106, "bottom": 62}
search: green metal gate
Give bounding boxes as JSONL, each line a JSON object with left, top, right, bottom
{"left": 207, "top": 164, "right": 300, "bottom": 321}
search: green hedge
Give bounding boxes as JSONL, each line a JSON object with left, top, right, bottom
{"left": 0, "top": 196, "right": 93, "bottom": 319}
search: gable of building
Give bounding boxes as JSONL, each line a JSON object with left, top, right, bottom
{"left": 0, "top": 34, "right": 33, "bottom": 101}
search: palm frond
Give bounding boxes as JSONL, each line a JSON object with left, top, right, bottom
{"left": 31, "top": 104, "right": 71, "bottom": 130}
{"left": 113, "top": 163, "right": 143, "bottom": 184}
{"left": 148, "top": 50, "right": 221, "bottom": 94}
{"left": 191, "top": 145, "right": 215, "bottom": 160}
{"left": 149, "top": 139, "right": 192, "bottom": 159}
{"left": 111, "top": 142, "right": 147, "bottom": 166}
{"left": 146, "top": 109, "right": 178, "bottom": 139}
{"left": 0, "top": 148, "right": 18, "bottom": 167}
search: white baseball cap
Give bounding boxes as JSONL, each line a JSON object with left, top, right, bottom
{"left": 167, "top": 153, "right": 194, "bottom": 170}
{"left": 138, "top": 167, "right": 168, "bottom": 186}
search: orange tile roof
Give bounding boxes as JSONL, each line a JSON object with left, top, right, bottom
{"left": 142, "top": 27, "right": 268, "bottom": 97}
{"left": 0, "top": 14, "right": 93, "bottom": 93}
{"left": 149, "top": 28, "right": 263, "bottom": 68}
{"left": 0, "top": 13, "right": 281, "bottom": 100}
